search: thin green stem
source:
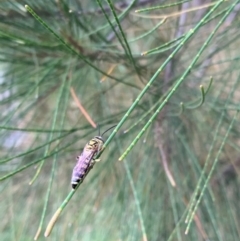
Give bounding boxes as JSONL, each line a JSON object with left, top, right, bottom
{"left": 105, "top": 0, "right": 141, "bottom": 77}
{"left": 119, "top": 0, "right": 226, "bottom": 161}
{"left": 177, "top": 132, "right": 215, "bottom": 202}
{"left": 185, "top": 110, "right": 239, "bottom": 234}
{"left": 0, "top": 131, "right": 75, "bottom": 164}
{"left": 141, "top": 35, "right": 185, "bottom": 56}
{"left": 34, "top": 77, "right": 68, "bottom": 240}
{"left": 24, "top": 5, "right": 118, "bottom": 81}
{"left": 204, "top": 76, "right": 213, "bottom": 95}
{"left": 0, "top": 126, "right": 80, "bottom": 133}
{"left": 124, "top": 96, "right": 165, "bottom": 134}
{"left": 135, "top": 0, "right": 190, "bottom": 12}
{"left": 1, "top": 63, "right": 56, "bottom": 126}
{"left": 128, "top": 18, "right": 166, "bottom": 43}
{"left": 96, "top": 0, "right": 128, "bottom": 55}
{"left": 166, "top": 207, "right": 189, "bottom": 241}
{"left": 184, "top": 1, "right": 240, "bottom": 225}
{"left": 186, "top": 85, "right": 205, "bottom": 109}
{"left": 169, "top": 102, "right": 184, "bottom": 117}
{"left": 0, "top": 139, "right": 76, "bottom": 182}
{"left": 31, "top": 81, "right": 66, "bottom": 187}
{"left": 44, "top": 164, "right": 93, "bottom": 237}
{"left": 168, "top": 181, "right": 182, "bottom": 241}
{"left": 98, "top": 75, "right": 148, "bottom": 241}
{"left": 81, "top": 0, "right": 137, "bottom": 40}
{"left": 122, "top": 155, "right": 148, "bottom": 241}
{"left": 102, "top": 0, "right": 224, "bottom": 157}
{"left": 185, "top": 76, "right": 213, "bottom": 109}
{"left": 29, "top": 161, "right": 45, "bottom": 186}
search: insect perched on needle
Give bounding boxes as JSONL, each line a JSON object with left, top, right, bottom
{"left": 71, "top": 125, "right": 117, "bottom": 189}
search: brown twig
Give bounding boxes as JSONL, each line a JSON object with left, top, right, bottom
{"left": 100, "top": 64, "right": 117, "bottom": 82}
{"left": 158, "top": 140, "right": 176, "bottom": 187}
{"left": 70, "top": 87, "right": 97, "bottom": 128}
{"left": 132, "top": 1, "right": 216, "bottom": 19}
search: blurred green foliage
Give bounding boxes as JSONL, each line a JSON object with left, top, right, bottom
{"left": 0, "top": 0, "right": 240, "bottom": 240}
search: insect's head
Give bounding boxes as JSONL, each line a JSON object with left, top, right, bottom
{"left": 94, "top": 136, "right": 105, "bottom": 143}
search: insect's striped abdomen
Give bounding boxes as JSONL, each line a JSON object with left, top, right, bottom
{"left": 71, "top": 137, "right": 104, "bottom": 189}
{"left": 71, "top": 152, "right": 94, "bottom": 189}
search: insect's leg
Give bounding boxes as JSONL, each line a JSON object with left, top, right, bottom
{"left": 97, "top": 145, "right": 102, "bottom": 155}
{"left": 89, "top": 160, "right": 95, "bottom": 170}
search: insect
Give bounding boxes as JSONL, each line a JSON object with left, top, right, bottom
{"left": 71, "top": 125, "right": 116, "bottom": 189}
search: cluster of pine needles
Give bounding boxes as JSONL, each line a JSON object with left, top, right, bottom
{"left": 0, "top": 0, "right": 240, "bottom": 240}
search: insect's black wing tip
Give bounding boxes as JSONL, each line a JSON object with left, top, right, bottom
{"left": 72, "top": 184, "right": 77, "bottom": 189}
